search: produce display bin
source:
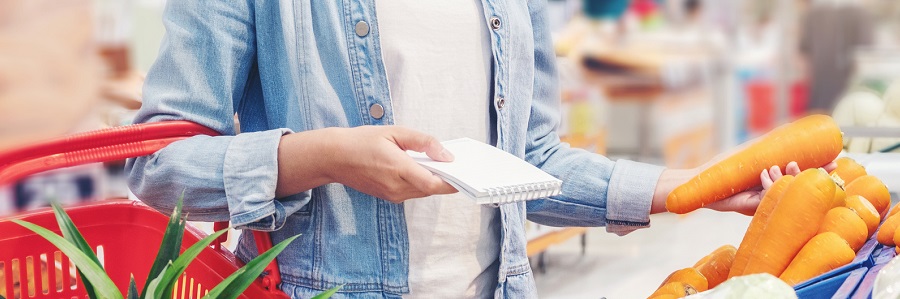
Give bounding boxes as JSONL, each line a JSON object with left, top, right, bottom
{"left": 850, "top": 244, "right": 898, "bottom": 299}
{"left": 0, "top": 121, "right": 289, "bottom": 299}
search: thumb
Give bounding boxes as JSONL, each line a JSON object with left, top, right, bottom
{"left": 391, "top": 127, "right": 454, "bottom": 162}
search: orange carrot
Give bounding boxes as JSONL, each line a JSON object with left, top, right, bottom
{"left": 845, "top": 195, "right": 881, "bottom": 238}
{"left": 692, "top": 245, "right": 736, "bottom": 288}
{"left": 649, "top": 282, "right": 698, "bottom": 299}
{"left": 649, "top": 295, "right": 677, "bottom": 299}
{"left": 831, "top": 175, "right": 847, "bottom": 208}
{"left": 877, "top": 213, "right": 900, "bottom": 246}
{"left": 743, "top": 169, "right": 835, "bottom": 277}
{"left": 729, "top": 175, "right": 795, "bottom": 278}
{"left": 845, "top": 175, "right": 891, "bottom": 218}
{"left": 893, "top": 222, "right": 900, "bottom": 248}
{"left": 890, "top": 202, "right": 900, "bottom": 218}
{"left": 667, "top": 115, "right": 842, "bottom": 214}
{"left": 779, "top": 232, "right": 855, "bottom": 286}
{"left": 817, "top": 207, "right": 867, "bottom": 251}
{"left": 830, "top": 157, "right": 867, "bottom": 185}
{"left": 658, "top": 268, "right": 709, "bottom": 292}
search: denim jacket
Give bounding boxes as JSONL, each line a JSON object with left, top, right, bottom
{"left": 125, "top": 1, "right": 664, "bottom": 298}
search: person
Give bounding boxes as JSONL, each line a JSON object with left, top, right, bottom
{"left": 800, "top": 0, "right": 875, "bottom": 113}
{"left": 126, "top": 1, "right": 816, "bottom": 298}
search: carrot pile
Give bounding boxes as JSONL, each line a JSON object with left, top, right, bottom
{"left": 651, "top": 154, "right": 896, "bottom": 297}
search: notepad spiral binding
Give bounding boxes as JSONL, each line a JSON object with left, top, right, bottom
{"left": 485, "top": 181, "right": 562, "bottom": 204}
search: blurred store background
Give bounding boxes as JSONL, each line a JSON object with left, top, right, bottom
{"left": 2, "top": 0, "right": 900, "bottom": 298}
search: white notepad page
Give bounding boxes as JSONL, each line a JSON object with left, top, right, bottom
{"left": 407, "top": 138, "right": 562, "bottom": 204}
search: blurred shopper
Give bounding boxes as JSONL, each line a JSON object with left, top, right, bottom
{"left": 128, "top": 1, "right": 815, "bottom": 298}
{"left": 800, "top": 0, "right": 874, "bottom": 113}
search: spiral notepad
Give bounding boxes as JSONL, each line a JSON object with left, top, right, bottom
{"left": 407, "top": 138, "right": 562, "bottom": 205}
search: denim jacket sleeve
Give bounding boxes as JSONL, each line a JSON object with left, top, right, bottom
{"left": 523, "top": 0, "right": 664, "bottom": 235}
{"left": 125, "top": 0, "right": 301, "bottom": 231}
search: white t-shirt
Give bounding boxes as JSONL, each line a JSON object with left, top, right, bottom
{"left": 375, "top": 0, "right": 500, "bottom": 298}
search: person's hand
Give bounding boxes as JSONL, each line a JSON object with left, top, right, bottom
{"left": 275, "top": 126, "right": 458, "bottom": 202}
{"left": 702, "top": 161, "right": 837, "bottom": 215}
{"left": 651, "top": 161, "right": 838, "bottom": 216}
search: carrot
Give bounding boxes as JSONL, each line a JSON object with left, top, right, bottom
{"left": 845, "top": 195, "right": 881, "bottom": 238}
{"left": 830, "top": 157, "right": 867, "bottom": 184}
{"left": 779, "top": 232, "right": 855, "bottom": 286}
{"left": 877, "top": 213, "right": 900, "bottom": 246}
{"left": 893, "top": 221, "right": 900, "bottom": 248}
{"left": 845, "top": 175, "right": 891, "bottom": 218}
{"left": 649, "top": 295, "right": 677, "bottom": 299}
{"left": 890, "top": 202, "right": 900, "bottom": 218}
{"left": 729, "top": 175, "right": 795, "bottom": 278}
{"left": 692, "top": 245, "right": 736, "bottom": 288}
{"left": 667, "top": 115, "right": 842, "bottom": 214}
{"left": 742, "top": 168, "right": 835, "bottom": 277}
{"left": 658, "top": 268, "right": 709, "bottom": 292}
{"left": 817, "top": 207, "right": 867, "bottom": 251}
{"left": 649, "top": 282, "right": 698, "bottom": 299}
{"left": 831, "top": 174, "right": 847, "bottom": 208}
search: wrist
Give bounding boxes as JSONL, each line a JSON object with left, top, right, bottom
{"left": 274, "top": 129, "right": 338, "bottom": 198}
{"left": 650, "top": 168, "right": 697, "bottom": 214}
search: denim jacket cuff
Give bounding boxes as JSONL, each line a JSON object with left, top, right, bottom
{"left": 223, "top": 128, "right": 293, "bottom": 231}
{"left": 605, "top": 159, "right": 664, "bottom": 236}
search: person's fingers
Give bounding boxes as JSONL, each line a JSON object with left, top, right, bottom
{"left": 761, "top": 169, "right": 774, "bottom": 189}
{"left": 391, "top": 127, "right": 454, "bottom": 162}
{"left": 785, "top": 161, "right": 801, "bottom": 176}
{"left": 398, "top": 160, "right": 458, "bottom": 195}
{"left": 769, "top": 165, "right": 783, "bottom": 182}
{"left": 822, "top": 161, "right": 838, "bottom": 173}
{"left": 706, "top": 191, "right": 761, "bottom": 216}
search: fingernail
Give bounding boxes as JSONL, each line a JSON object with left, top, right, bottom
{"left": 441, "top": 148, "right": 454, "bottom": 161}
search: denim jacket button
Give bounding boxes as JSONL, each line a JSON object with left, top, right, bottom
{"left": 495, "top": 97, "right": 506, "bottom": 110}
{"left": 369, "top": 103, "right": 385, "bottom": 119}
{"left": 490, "top": 17, "right": 501, "bottom": 30}
{"left": 355, "top": 21, "right": 369, "bottom": 37}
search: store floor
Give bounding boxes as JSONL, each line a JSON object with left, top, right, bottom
{"left": 533, "top": 209, "right": 751, "bottom": 298}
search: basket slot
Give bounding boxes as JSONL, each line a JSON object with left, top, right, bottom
{"left": 38, "top": 254, "right": 48, "bottom": 296}
{"left": 1, "top": 261, "right": 6, "bottom": 299}
{"left": 52, "top": 252, "right": 61, "bottom": 293}
{"left": 25, "top": 256, "right": 35, "bottom": 298}
{"left": 11, "top": 259, "right": 20, "bottom": 299}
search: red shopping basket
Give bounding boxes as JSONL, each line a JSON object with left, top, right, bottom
{"left": 0, "top": 121, "right": 289, "bottom": 299}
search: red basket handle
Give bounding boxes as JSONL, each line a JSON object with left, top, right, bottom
{"left": 0, "top": 138, "right": 185, "bottom": 186}
{"left": 0, "top": 120, "right": 283, "bottom": 293}
{"left": 0, "top": 121, "right": 218, "bottom": 168}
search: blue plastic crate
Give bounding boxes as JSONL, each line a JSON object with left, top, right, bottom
{"left": 797, "top": 270, "right": 858, "bottom": 299}
{"left": 832, "top": 267, "right": 869, "bottom": 299}
{"left": 850, "top": 245, "right": 897, "bottom": 299}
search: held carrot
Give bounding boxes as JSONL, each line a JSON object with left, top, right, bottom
{"left": 877, "top": 213, "right": 900, "bottom": 246}
{"left": 667, "top": 115, "right": 842, "bottom": 214}
{"left": 779, "top": 232, "right": 855, "bottom": 286}
{"left": 658, "top": 268, "right": 709, "bottom": 292}
{"left": 817, "top": 207, "right": 867, "bottom": 251}
{"left": 742, "top": 169, "right": 835, "bottom": 277}
{"left": 845, "top": 175, "right": 891, "bottom": 218}
{"left": 692, "top": 245, "right": 736, "bottom": 288}
{"left": 729, "top": 175, "right": 795, "bottom": 278}
{"left": 830, "top": 157, "right": 867, "bottom": 185}
{"left": 845, "top": 195, "right": 881, "bottom": 238}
